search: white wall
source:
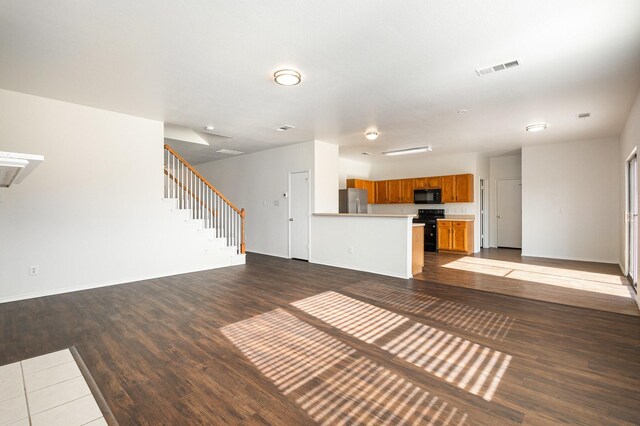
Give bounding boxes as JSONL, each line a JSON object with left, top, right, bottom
{"left": 197, "top": 141, "right": 315, "bottom": 258}
{"left": 619, "top": 86, "right": 640, "bottom": 306}
{"left": 0, "top": 89, "right": 232, "bottom": 303}
{"left": 338, "top": 158, "right": 373, "bottom": 189}
{"left": 197, "top": 140, "right": 340, "bottom": 258}
{"left": 314, "top": 141, "right": 339, "bottom": 213}
{"left": 522, "top": 137, "right": 620, "bottom": 263}
{"left": 489, "top": 154, "right": 522, "bottom": 247}
{"left": 310, "top": 215, "right": 413, "bottom": 278}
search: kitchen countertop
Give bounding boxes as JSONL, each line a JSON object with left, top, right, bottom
{"left": 412, "top": 223, "right": 425, "bottom": 227}
{"left": 313, "top": 213, "right": 417, "bottom": 218}
{"left": 437, "top": 217, "right": 475, "bottom": 222}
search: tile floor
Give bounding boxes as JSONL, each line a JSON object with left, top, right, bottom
{"left": 0, "top": 349, "right": 107, "bottom": 426}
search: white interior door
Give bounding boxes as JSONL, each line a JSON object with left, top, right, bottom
{"left": 497, "top": 179, "right": 522, "bottom": 248}
{"left": 290, "top": 171, "right": 309, "bottom": 260}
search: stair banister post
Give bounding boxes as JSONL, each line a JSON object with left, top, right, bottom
{"left": 240, "top": 208, "right": 246, "bottom": 254}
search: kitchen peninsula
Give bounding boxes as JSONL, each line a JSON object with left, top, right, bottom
{"left": 309, "top": 213, "right": 424, "bottom": 279}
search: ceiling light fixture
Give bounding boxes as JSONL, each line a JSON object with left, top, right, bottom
{"left": 525, "top": 123, "right": 548, "bottom": 132}
{"left": 457, "top": 109, "right": 468, "bottom": 114}
{"left": 365, "top": 131, "right": 379, "bottom": 141}
{"left": 274, "top": 69, "right": 301, "bottom": 86}
{"left": 383, "top": 146, "right": 432, "bottom": 156}
{"left": 204, "top": 126, "right": 214, "bottom": 131}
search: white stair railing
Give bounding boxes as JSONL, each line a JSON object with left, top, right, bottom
{"left": 164, "top": 144, "right": 245, "bottom": 254}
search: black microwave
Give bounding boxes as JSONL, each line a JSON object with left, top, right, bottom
{"left": 414, "top": 188, "right": 441, "bottom": 204}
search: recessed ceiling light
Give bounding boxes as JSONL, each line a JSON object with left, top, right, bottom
{"left": 365, "top": 131, "right": 379, "bottom": 141}
{"left": 204, "top": 125, "right": 214, "bottom": 131}
{"left": 526, "top": 123, "right": 548, "bottom": 132}
{"left": 383, "top": 146, "right": 432, "bottom": 156}
{"left": 361, "top": 152, "right": 372, "bottom": 156}
{"left": 276, "top": 125, "right": 295, "bottom": 132}
{"left": 274, "top": 69, "right": 301, "bottom": 86}
{"left": 457, "top": 109, "right": 468, "bottom": 114}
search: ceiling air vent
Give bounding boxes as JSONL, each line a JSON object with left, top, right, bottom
{"left": 577, "top": 112, "right": 591, "bottom": 119}
{"left": 476, "top": 59, "right": 520, "bottom": 76}
{"left": 276, "top": 125, "right": 295, "bottom": 132}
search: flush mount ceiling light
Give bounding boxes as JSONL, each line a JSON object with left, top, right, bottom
{"left": 274, "top": 69, "right": 301, "bottom": 86}
{"left": 204, "top": 125, "right": 214, "bottom": 131}
{"left": 383, "top": 146, "right": 432, "bottom": 156}
{"left": 365, "top": 131, "right": 379, "bottom": 141}
{"left": 525, "top": 123, "right": 548, "bottom": 132}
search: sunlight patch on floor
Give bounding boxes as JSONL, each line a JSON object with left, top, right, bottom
{"left": 345, "top": 282, "right": 515, "bottom": 340}
{"left": 292, "top": 291, "right": 512, "bottom": 401}
{"left": 221, "top": 309, "right": 355, "bottom": 394}
{"left": 221, "top": 308, "right": 468, "bottom": 425}
{"left": 443, "top": 257, "right": 630, "bottom": 297}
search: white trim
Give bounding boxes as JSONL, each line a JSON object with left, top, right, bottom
{"left": 308, "top": 259, "right": 412, "bottom": 279}
{"left": 521, "top": 251, "right": 619, "bottom": 264}
{"left": 0, "top": 263, "right": 233, "bottom": 305}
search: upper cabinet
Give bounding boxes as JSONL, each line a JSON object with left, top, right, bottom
{"left": 387, "top": 179, "right": 402, "bottom": 203}
{"left": 375, "top": 180, "right": 388, "bottom": 204}
{"left": 414, "top": 177, "right": 428, "bottom": 189}
{"left": 427, "top": 177, "right": 442, "bottom": 189}
{"left": 441, "top": 174, "right": 474, "bottom": 203}
{"left": 346, "top": 179, "right": 376, "bottom": 204}
{"left": 349, "top": 173, "right": 473, "bottom": 204}
{"left": 401, "top": 179, "right": 414, "bottom": 203}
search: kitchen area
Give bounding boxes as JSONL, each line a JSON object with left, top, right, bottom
{"left": 320, "top": 173, "right": 476, "bottom": 279}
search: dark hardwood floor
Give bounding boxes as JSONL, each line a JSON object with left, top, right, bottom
{"left": 416, "top": 248, "right": 639, "bottom": 316}
{"left": 1, "top": 252, "right": 639, "bottom": 424}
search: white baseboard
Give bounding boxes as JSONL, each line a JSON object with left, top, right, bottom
{"left": 520, "top": 251, "right": 619, "bottom": 264}
{"left": 0, "top": 263, "right": 233, "bottom": 305}
{"left": 308, "top": 258, "right": 411, "bottom": 279}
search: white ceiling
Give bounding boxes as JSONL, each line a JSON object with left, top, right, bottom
{"left": 1, "top": 1, "right": 639, "bottom": 163}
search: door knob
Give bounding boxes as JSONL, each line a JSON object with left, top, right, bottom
{"left": 497, "top": 215, "right": 501, "bottom": 219}
{"left": 289, "top": 218, "right": 294, "bottom": 221}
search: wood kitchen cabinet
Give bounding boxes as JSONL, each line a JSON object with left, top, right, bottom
{"left": 437, "top": 220, "right": 474, "bottom": 254}
{"left": 401, "top": 179, "right": 415, "bottom": 203}
{"left": 441, "top": 174, "right": 474, "bottom": 203}
{"left": 346, "top": 179, "right": 376, "bottom": 204}
{"left": 441, "top": 176, "right": 456, "bottom": 203}
{"left": 347, "top": 173, "right": 472, "bottom": 204}
{"left": 437, "top": 221, "right": 453, "bottom": 250}
{"left": 387, "top": 180, "right": 402, "bottom": 203}
{"left": 427, "top": 177, "right": 442, "bottom": 189}
{"left": 414, "top": 177, "right": 428, "bottom": 189}
{"left": 375, "top": 180, "right": 388, "bottom": 204}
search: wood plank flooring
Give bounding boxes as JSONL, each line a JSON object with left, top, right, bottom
{"left": 416, "top": 248, "right": 639, "bottom": 316}
{"left": 1, "top": 252, "right": 639, "bottom": 424}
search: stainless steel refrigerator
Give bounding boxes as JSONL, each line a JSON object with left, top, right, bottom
{"left": 339, "top": 189, "right": 369, "bottom": 213}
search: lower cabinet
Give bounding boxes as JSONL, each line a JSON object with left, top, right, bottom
{"left": 437, "top": 220, "right": 474, "bottom": 254}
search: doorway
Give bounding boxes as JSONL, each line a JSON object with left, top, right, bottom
{"left": 496, "top": 178, "right": 522, "bottom": 249}
{"left": 627, "top": 152, "right": 638, "bottom": 290}
{"left": 289, "top": 171, "right": 310, "bottom": 260}
{"left": 480, "top": 178, "right": 486, "bottom": 248}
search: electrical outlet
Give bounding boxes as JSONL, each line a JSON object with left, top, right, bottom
{"left": 347, "top": 246, "right": 353, "bottom": 254}
{"left": 29, "top": 265, "right": 39, "bottom": 276}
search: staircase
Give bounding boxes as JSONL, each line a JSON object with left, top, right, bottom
{"left": 163, "top": 144, "right": 246, "bottom": 266}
